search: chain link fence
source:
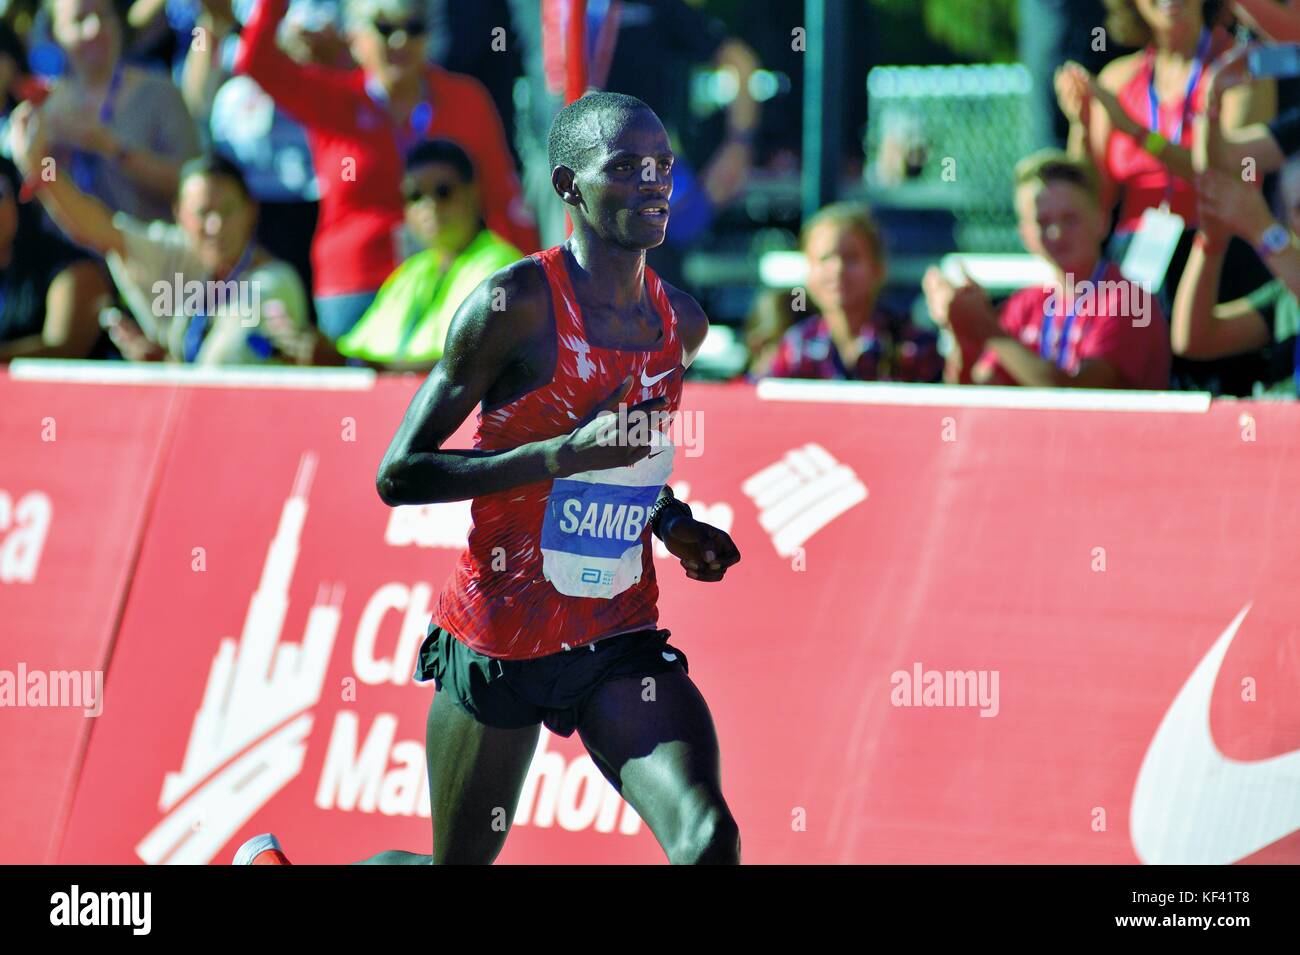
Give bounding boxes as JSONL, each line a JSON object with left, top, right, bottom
{"left": 866, "top": 63, "right": 1037, "bottom": 253}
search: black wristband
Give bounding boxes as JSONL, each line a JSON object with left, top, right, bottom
{"left": 649, "top": 492, "right": 691, "bottom": 539}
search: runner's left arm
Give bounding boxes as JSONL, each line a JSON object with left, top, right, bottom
{"left": 648, "top": 284, "right": 708, "bottom": 520}
{"left": 651, "top": 286, "right": 741, "bottom": 580}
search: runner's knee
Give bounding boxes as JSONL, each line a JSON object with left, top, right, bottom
{"left": 667, "top": 794, "right": 740, "bottom": 865}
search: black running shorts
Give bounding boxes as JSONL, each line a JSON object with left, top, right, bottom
{"left": 414, "top": 623, "right": 690, "bottom": 737}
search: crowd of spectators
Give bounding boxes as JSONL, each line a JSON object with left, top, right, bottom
{"left": 0, "top": 0, "right": 1299, "bottom": 401}
{"left": 763, "top": 0, "right": 1300, "bottom": 397}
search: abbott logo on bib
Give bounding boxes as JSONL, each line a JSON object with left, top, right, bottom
{"left": 540, "top": 433, "right": 675, "bottom": 599}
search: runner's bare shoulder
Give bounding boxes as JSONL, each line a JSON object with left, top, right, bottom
{"left": 659, "top": 280, "right": 710, "bottom": 367}
{"left": 439, "top": 256, "right": 552, "bottom": 376}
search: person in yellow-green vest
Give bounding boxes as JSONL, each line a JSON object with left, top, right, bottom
{"left": 266, "top": 138, "right": 522, "bottom": 371}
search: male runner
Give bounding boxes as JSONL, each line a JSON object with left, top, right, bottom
{"left": 234, "top": 91, "right": 742, "bottom": 866}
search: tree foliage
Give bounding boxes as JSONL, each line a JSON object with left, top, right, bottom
{"left": 869, "top": 0, "right": 1020, "bottom": 63}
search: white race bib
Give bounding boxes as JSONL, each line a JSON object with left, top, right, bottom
{"left": 540, "top": 431, "right": 675, "bottom": 599}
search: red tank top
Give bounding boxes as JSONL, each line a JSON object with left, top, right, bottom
{"left": 1105, "top": 28, "right": 1231, "bottom": 233}
{"left": 435, "top": 245, "right": 685, "bottom": 660}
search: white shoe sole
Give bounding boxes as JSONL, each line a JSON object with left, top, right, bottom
{"left": 233, "top": 833, "right": 283, "bottom": 865}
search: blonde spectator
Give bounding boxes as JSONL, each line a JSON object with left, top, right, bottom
{"left": 39, "top": 0, "right": 201, "bottom": 222}
{"left": 763, "top": 203, "right": 943, "bottom": 383}
{"left": 924, "top": 150, "right": 1170, "bottom": 390}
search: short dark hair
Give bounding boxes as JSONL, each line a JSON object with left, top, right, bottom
{"left": 1014, "top": 149, "right": 1100, "bottom": 204}
{"left": 547, "top": 91, "right": 654, "bottom": 172}
{"left": 404, "top": 138, "right": 475, "bottom": 182}
{"left": 179, "top": 152, "right": 253, "bottom": 202}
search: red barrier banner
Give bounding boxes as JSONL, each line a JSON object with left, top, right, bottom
{"left": 0, "top": 376, "right": 177, "bottom": 862}
{"left": 10, "top": 371, "right": 1299, "bottom": 864}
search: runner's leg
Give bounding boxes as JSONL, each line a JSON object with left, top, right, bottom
{"left": 577, "top": 669, "right": 740, "bottom": 864}
{"left": 354, "top": 688, "right": 540, "bottom": 864}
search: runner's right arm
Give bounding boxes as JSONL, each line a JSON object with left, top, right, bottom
{"left": 376, "top": 262, "right": 665, "bottom": 506}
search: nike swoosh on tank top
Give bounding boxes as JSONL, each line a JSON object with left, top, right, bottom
{"left": 434, "top": 245, "right": 685, "bottom": 660}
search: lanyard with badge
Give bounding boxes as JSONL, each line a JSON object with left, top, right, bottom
{"left": 365, "top": 75, "right": 434, "bottom": 161}
{"left": 70, "top": 64, "right": 124, "bottom": 193}
{"left": 1120, "top": 28, "right": 1212, "bottom": 292}
{"left": 1041, "top": 259, "right": 1108, "bottom": 369}
{"left": 182, "top": 243, "right": 256, "bottom": 363}
{"left": 366, "top": 75, "right": 434, "bottom": 260}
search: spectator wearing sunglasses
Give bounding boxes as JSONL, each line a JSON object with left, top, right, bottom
{"left": 264, "top": 138, "right": 521, "bottom": 370}
{"left": 183, "top": 0, "right": 354, "bottom": 326}
{"left": 235, "top": 0, "right": 539, "bottom": 341}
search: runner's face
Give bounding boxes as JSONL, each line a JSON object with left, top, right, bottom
{"left": 1016, "top": 180, "right": 1105, "bottom": 276}
{"left": 176, "top": 175, "right": 257, "bottom": 274}
{"left": 570, "top": 110, "right": 673, "bottom": 250}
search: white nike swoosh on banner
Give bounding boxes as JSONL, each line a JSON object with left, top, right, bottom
{"left": 1130, "top": 603, "right": 1300, "bottom": 864}
{"left": 641, "top": 367, "right": 674, "bottom": 387}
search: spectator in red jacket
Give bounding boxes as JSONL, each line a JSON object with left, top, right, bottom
{"left": 235, "top": 0, "right": 539, "bottom": 339}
